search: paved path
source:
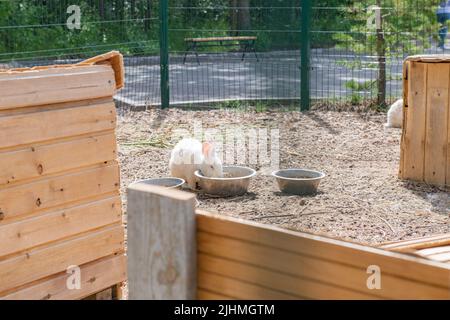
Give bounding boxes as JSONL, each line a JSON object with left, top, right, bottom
{"left": 115, "top": 49, "right": 407, "bottom": 107}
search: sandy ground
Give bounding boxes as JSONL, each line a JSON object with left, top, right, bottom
{"left": 116, "top": 107, "right": 450, "bottom": 246}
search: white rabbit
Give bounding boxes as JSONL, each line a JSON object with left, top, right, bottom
{"left": 385, "top": 99, "right": 404, "bottom": 129}
{"left": 169, "top": 138, "right": 223, "bottom": 190}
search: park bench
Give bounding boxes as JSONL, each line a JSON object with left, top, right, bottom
{"left": 183, "top": 36, "right": 259, "bottom": 64}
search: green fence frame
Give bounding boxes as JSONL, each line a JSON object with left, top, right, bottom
{"left": 159, "top": 0, "right": 311, "bottom": 111}
{"left": 300, "top": 0, "right": 311, "bottom": 111}
{"left": 159, "top": 0, "right": 170, "bottom": 109}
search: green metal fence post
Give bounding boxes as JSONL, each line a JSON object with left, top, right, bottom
{"left": 300, "top": 0, "right": 311, "bottom": 111}
{"left": 159, "top": 0, "right": 170, "bottom": 109}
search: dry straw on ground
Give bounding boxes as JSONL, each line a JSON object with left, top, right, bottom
{"left": 117, "top": 107, "right": 450, "bottom": 245}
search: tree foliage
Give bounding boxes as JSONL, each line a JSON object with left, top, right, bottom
{"left": 0, "top": 0, "right": 439, "bottom": 66}
{"left": 0, "top": 0, "right": 159, "bottom": 60}
{"left": 330, "top": 0, "right": 437, "bottom": 104}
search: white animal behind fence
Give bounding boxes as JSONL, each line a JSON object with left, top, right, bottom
{"left": 169, "top": 138, "right": 223, "bottom": 190}
{"left": 385, "top": 99, "right": 404, "bottom": 129}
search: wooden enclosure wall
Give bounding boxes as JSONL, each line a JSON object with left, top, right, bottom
{"left": 127, "top": 184, "right": 197, "bottom": 300}
{"left": 382, "top": 234, "right": 450, "bottom": 264}
{"left": 127, "top": 186, "right": 450, "bottom": 300}
{"left": 197, "top": 212, "right": 450, "bottom": 300}
{"left": 400, "top": 59, "right": 450, "bottom": 187}
{"left": 0, "top": 64, "right": 126, "bottom": 299}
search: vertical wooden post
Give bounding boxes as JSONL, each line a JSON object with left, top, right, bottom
{"left": 127, "top": 184, "right": 197, "bottom": 300}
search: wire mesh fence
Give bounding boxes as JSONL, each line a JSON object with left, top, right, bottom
{"left": 0, "top": 0, "right": 161, "bottom": 107}
{"left": 166, "top": 1, "right": 301, "bottom": 106}
{"left": 0, "top": 1, "right": 448, "bottom": 109}
{"left": 310, "top": 0, "right": 440, "bottom": 105}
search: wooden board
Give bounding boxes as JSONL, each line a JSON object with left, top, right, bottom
{"left": 198, "top": 231, "right": 449, "bottom": 300}
{"left": 424, "top": 63, "right": 449, "bottom": 186}
{"left": 78, "top": 51, "right": 124, "bottom": 90}
{"left": 125, "top": 187, "right": 450, "bottom": 301}
{"left": 417, "top": 246, "right": 450, "bottom": 256}
{"left": 1, "top": 255, "right": 126, "bottom": 300}
{"left": 185, "top": 36, "right": 257, "bottom": 43}
{"left": 381, "top": 235, "right": 450, "bottom": 264}
{"left": 381, "top": 234, "right": 450, "bottom": 252}
{"left": 401, "top": 62, "right": 428, "bottom": 181}
{"left": 400, "top": 58, "right": 450, "bottom": 187}
{"left": 0, "top": 196, "right": 122, "bottom": 257}
{"left": 424, "top": 252, "right": 450, "bottom": 263}
{"left": 127, "top": 184, "right": 197, "bottom": 300}
{"left": 0, "top": 225, "right": 124, "bottom": 294}
{"left": 0, "top": 101, "right": 116, "bottom": 150}
{"left": 0, "top": 56, "right": 125, "bottom": 300}
{"left": 0, "top": 163, "right": 120, "bottom": 223}
{"left": 0, "top": 66, "right": 116, "bottom": 110}
{"left": 0, "top": 132, "right": 117, "bottom": 186}
{"left": 199, "top": 271, "right": 297, "bottom": 300}
{"left": 198, "top": 253, "right": 378, "bottom": 300}
{"left": 197, "top": 211, "right": 450, "bottom": 300}
{"left": 197, "top": 289, "right": 234, "bottom": 300}
{"left": 448, "top": 85, "right": 450, "bottom": 186}
{"left": 399, "top": 61, "right": 409, "bottom": 175}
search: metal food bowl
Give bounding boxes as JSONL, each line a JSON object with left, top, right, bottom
{"left": 131, "top": 177, "right": 185, "bottom": 189}
{"left": 195, "top": 166, "right": 256, "bottom": 197}
{"left": 272, "top": 169, "right": 326, "bottom": 196}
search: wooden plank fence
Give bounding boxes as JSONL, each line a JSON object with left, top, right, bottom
{"left": 0, "top": 52, "right": 126, "bottom": 300}
{"left": 127, "top": 184, "right": 450, "bottom": 300}
{"left": 400, "top": 55, "right": 450, "bottom": 187}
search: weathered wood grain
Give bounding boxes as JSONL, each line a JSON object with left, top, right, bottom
{"left": 198, "top": 253, "right": 378, "bottom": 300}
{"left": 127, "top": 184, "right": 197, "bottom": 300}
{"left": 1, "top": 254, "right": 126, "bottom": 300}
{"left": 0, "top": 101, "right": 116, "bottom": 150}
{"left": 424, "top": 63, "right": 449, "bottom": 186}
{"left": 0, "top": 132, "right": 117, "bottom": 186}
{"left": 401, "top": 62, "right": 428, "bottom": 181}
{"left": 197, "top": 211, "right": 450, "bottom": 299}
{"left": 0, "top": 66, "right": 115, "bottom": 110}
{"left": 197, "top": 289, "right": 234, "bottom": 300}
{"left": 0, "top": 163, "right": 120, "bottom": 222}
{"left": 199, "top": 271, "right": 298, "bottom": 300}
{"left": 198, "top": 231, "right": 450, "bottom": 300}
{"left": 0, "top": 196, "right": 122, "bottom": 257}
{"left": 0, "top": 225, "right": 124, "bottom": 294}
{"left": 0, "top": 57, "right": 125, "bottom": 300}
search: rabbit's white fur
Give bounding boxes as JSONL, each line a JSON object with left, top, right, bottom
{"left": 169, "top": 138, "right": 223, "bottom": 190}
{"left": 385, "top": 99, "right": 404, "bottom": 129}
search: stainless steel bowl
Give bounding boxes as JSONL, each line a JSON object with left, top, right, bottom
{"left": 195, "top": 166, "right": 256, "bottom": 197}
{"left": 130, "top": 177, "right": 185, "bottom": 189}
{"left": 272, "top": 169, "right": 325, "bottom": 195}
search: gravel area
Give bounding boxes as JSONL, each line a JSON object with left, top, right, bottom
{"left": 117, "top": 107, "right": 450, "bottom": 246}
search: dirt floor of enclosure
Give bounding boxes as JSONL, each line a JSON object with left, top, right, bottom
{"left": 117, "top": 107, "right": 450, "bottom": 245}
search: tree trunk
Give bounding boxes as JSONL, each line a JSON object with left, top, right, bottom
{"left": 237, "top": 0, "right": 251, "bottom": 33}
{"left": 376, "top": 0, "right": 386, "bottom": 106}
{"left": 116, "top": 0, "right": 125, "bottom": 39}
{"left": 230, "top": 0, "right": 238, "bottom": 36}
{"left": 144, "top": 0, "right": 152, "bottom": 32}
{"left": 99, "top": 0, "right": 105, "bottom": 19}
{"left": 131, "top": 0, "right": 136, "bottom": 19}
{"left": 230, "top": 0, "right": 251, "bottom": 36}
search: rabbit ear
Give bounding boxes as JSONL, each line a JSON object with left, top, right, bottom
{"left": 202, "top": 142, "right": 214, "bottom": 158}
